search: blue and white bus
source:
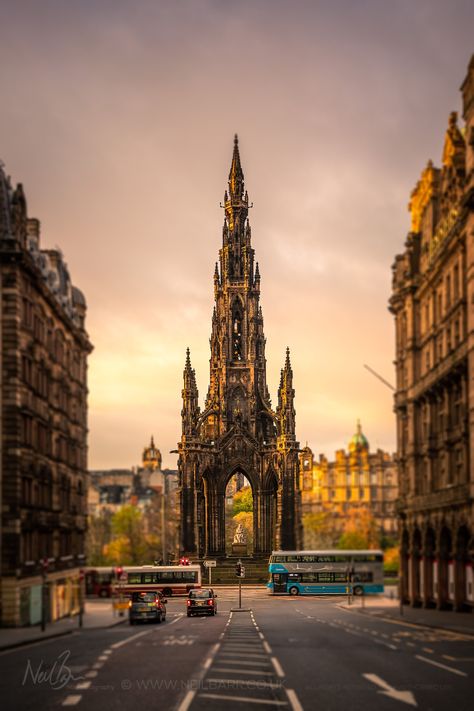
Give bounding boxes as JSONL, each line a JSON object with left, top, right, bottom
{"left": 268, "top": 550, "right": 384, "bottom": 596}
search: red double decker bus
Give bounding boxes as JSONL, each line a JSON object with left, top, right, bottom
{"left": 115, "top": 565, "right": 201, "bottom": 598}
{"left": 85, "top": 567, "right": 122, "bottom": 598}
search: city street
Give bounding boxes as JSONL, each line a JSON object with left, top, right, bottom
{"left": 1, "top": 589, "right": 473, "bottom": 711}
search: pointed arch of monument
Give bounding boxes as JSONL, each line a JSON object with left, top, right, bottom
{"left": 219, "top": 461, "right": 258, "bottom": 496}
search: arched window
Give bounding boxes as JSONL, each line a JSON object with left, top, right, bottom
{"left": 232, "top": 301, "right": 243, "bottom": 361}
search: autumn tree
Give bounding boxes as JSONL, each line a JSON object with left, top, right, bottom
{"left": 233, "top": 486, "right": 253, "bottom": 515}
{"left": 337, "top": 507, "right": 380, "bottom": 550}
{"left": 103, "top": 505, "right": 158, "bottom": 565}
{"left": 302, "top": 512, "right": 341, "bottom": 549}
{"left": 85, "top": 509, "right": 113, "bottom": 565}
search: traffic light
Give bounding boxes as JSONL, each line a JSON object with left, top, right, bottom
{"left": 235, "top": 562, "right": 242, "bottom": 577}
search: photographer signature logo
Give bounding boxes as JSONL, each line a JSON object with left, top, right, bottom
{"left": 22, "top": 649, "right": 84, "bottom": 690}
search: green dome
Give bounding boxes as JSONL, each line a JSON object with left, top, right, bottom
{"left": 349, "top": 420, "right": 369, "bottom": 451}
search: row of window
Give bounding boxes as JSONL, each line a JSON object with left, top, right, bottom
{"left": 285, "top": 571, "right": 374, "bottom": 583}
{"left": 21, "top": 415, "right": 84, "bottom": 468}
{"left": 22, "top": 474, "right": 84, "bottom": 512}
{"left": 422, "top": 319, "right": 463, "bottom": 374}
{"left": 271, "top": 554, "right": 383, "bottom": 563}
{"left": 22, "top": 298, "right": 85, "bottom": 378}
{"left": 21, "top": 530, "right": 84, "bottom": 562}
{"left": 22, "top": 356, "right": 85, "bottom": 421}
{"left": 127, "top": 572, "right": 198, "bottom": 584}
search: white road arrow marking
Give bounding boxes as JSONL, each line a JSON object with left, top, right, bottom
{"left": 363, "top": 673, "right": 417, "bottom": 707}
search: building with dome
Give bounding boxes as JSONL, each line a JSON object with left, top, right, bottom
{"left": 88, "top": 435, "right": 176, "bottom": 516}
{"left": 0, "top": 164, "right": 93, "bottom": 626}
{"left": 299, "top": 421, "right": 398, "bottom": 539}
{"left": 142, "top": 435, "right": 162, "bottom": 473}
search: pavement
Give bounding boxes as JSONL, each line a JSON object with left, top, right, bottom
{"left": 0, "top": 589, "right": 473, "bottom": 711}
{"left": 0, "top": 599, "right": 126, "bottom": 651}
{"left": 338, "top": 590, "right": 474, "bottom": 637}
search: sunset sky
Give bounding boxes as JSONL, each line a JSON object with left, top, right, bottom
{"left": 1, "top": 1, "right": 473, "bottom": 469}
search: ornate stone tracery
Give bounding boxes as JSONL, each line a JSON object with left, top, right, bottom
{"left": 178, "top": 136, "right": 302, "bottom": 558}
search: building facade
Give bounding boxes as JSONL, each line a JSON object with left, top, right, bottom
{"left": 300, "top": 422, "right": 398, "bottom": 539}
{"left": 389, "top": 56, "right": 474, "bottom": 610}
{"left": 178, "top": 137, "right": 302, "bottom": 558}
{"left": 88, "top": 436, "right": 177, "bottom": 517}
{"left": 0, "top": 165, "right": 92, "bottom": 626}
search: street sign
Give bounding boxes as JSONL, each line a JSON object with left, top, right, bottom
{"left": 204, "top": 560, "right": 217, "bottom": 567}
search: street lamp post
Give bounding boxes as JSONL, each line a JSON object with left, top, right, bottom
{"left": 161, "top": 471, "right": 169, "bottom": 564}
{"left": 78, "top": 569, "right": 84, "bottom": 628}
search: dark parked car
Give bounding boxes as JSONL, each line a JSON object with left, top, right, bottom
{"left": 186, "top": 588, "right": 218, "bottom": 616}
{"left": 129, "top": 591, "right": 167, "bottom": 624}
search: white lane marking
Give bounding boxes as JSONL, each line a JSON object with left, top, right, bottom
{"left": 381, "top": 634, "right": 389, "bottom": 639}
{"left": 286, "top": 688, "right": 304, "bottom": 711}
{"left": 220, "top": 652, "right": 267, "bottom": 658}
{"left": 212, "top": 667, "right": 274, "bottom": 676}
{"left": 103, "top": 650, "right": 112, "bottom": 655}
{"left": 415, "top": 655, "right": 467, "bottom": 677}
{"left": 98, "top": 655, "right": 108, "bottom": 661}
{"left": 198, "top": 694, "right": 288, "bottom": 705}
{"left": 258, "top": 632, "right": 265, "bottom": 640}
{"left": 374, "top": 639, "right": 398, "bottom": 651}
{"left": 167, "top": 615, "right": 184, "bottom": 626}
{"left": 271, "top": 656, "right": 285, "bottom": 678}
{"left": 92, "top": 662, "right": 103, "bottom": 669}
{"left": 363, "top": 673, "right": 417, "bottom": 707}
{"left": 62, "top": 696, "right": 82, "bottom": 707}
{"left": 223, "top": 644, "right": 261, "bottom": 649}
{"left": 75, "top": 681, "right": 91, "bottom": 690}
{"left": 177, "top": 689, "right": 196, "bottom": 711}
{"left": 263, "top": 641, "right": 272, "bottom": 654}
{"left": 85, "top": 671, "right": 98, "bottom": 678}
{"left": 214, "top": 659, "right": 272, "bottom": 667}
{"left": 406, "top": 642, "right": 415, "bottom": 648}
{"left": 422, "top": 648, "right": 434, "bottom": 654}
{"left": 203, "top": 657, "right": 213, "bottom": 670}
{"left": 111, "top": 629, "right": 154, "bottom": 649}
{"left": 206, "top": 678, "right": 282, "bottom": 689}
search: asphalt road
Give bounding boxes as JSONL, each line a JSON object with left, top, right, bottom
{"left": 2, "top": 588, "right": 473, "bottom": 711}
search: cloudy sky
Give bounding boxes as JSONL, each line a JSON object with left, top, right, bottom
{"left": 1, "top": 0, "right": 473, "bottom": 469}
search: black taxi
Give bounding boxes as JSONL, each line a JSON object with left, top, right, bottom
{"left": 186, "top": 588, "right": 218, "bottom": 616}
{"left": 129, "top": 591, "right": 167, "bottom": 624}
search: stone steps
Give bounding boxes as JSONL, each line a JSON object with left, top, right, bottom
{"left": 203, "top": 559, "right": 269, "bottom": 584}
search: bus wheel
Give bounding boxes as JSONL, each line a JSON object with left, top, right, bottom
{"left": 289, "top": 586, "right": 299, "bottom": 596}
{"left": 163, "top": 588, "right": 172, "bottom": 597}
{"left": 353, "top": 586, "right": 363, "bottom": 596}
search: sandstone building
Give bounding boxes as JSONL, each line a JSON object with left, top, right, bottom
{"left": 88, "top": 436, "right": 177, "bottom": 517}
{"left": 178, "top": 137, "right": 302, "bottom": 558}
{"left": 0, "top": 165, "right": 92, "bottom": 626}
{"left": 300, "top": 422, "right": 398, "bottom": 540}
{"left": 389, "top": 56, "right": 474, "bottom": 610}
